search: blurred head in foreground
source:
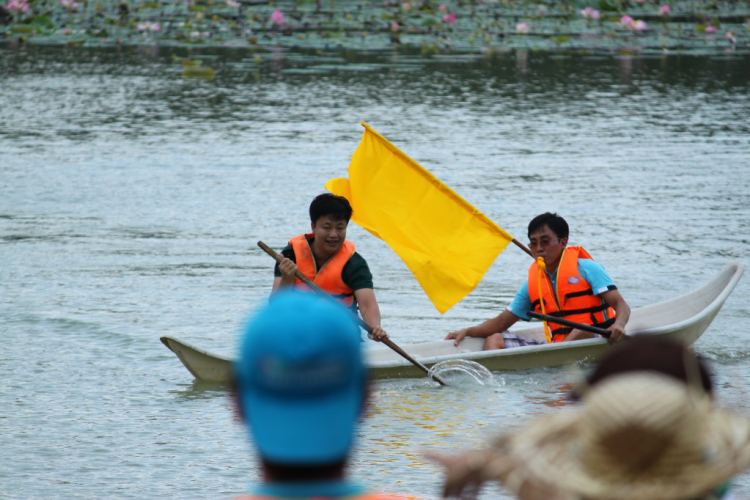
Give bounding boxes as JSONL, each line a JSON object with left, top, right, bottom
{"left": 233, "top": 291, "right": 367, "bottom": 481}
{"left": 431, "top": 337, "right": 750, "bottom": 500}
{"left": 574, "top": 335, "right": 713, "bottom": 398}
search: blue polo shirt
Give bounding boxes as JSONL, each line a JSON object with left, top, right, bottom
{"left": 506, "top": 259, "right": 617, "bottom": 321}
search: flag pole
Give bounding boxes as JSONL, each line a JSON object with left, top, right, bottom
{"left": 512, "top": 238, "right": 534, "bottom": 258}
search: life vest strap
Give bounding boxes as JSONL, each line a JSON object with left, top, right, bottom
{"left": 546, "top": 303, "right": 610, "bottom": 318}
{"left": 563, "top": 289, "right": 594, "bottom": 305}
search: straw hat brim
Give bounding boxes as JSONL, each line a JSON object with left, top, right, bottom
{"left": 499, "top": 409, "right": 750, "bottom": 500}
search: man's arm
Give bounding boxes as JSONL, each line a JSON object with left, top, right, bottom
{"left": 445, "top": 309, "right": 521, "bottom": 347}
{"left": 600, "top": 289, "right": 630, "bottom": 344}
{"left": 354, "top": 288, "right": 388, "bottom": 341}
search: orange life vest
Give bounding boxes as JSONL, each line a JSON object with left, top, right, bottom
{"left": 289, "top": 233, "right": 356, "bottom": 308}
{"left": 234, "top": 493, "right": 419, "bottom": 500}
{"left": 527, "top": 246, "right": 616, "bottom": 343}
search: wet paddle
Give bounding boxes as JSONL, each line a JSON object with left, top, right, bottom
{"left": 527, "top": 311, "right": 624, "bottom": 339}
{"left": 257, "top": 241, "right": 449, "bottom": 386}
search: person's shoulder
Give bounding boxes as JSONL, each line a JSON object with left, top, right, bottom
{"left": 576, "top": 256, "right": 616, "bottom": 292}
{"left": 343, "top": 251, "right": 373, "bottom": 290}
{"left": 577, "top": 257, "right": 606, "bottom": 273}
{"left": 348, "top": 251, "right": 369, "bottom": 267}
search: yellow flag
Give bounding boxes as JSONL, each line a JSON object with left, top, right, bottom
{"left": 326, "top": 123, "right": 514, "bottom": 314}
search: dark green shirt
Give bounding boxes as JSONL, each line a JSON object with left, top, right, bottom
{"left": 273, "top": 240, "right": 374, "bottom": 291}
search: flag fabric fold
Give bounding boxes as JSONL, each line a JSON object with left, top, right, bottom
{"left": 325, "top": 122, "right": 514, "bottom": 314}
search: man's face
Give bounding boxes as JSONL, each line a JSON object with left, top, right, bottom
{"left": 311, "top": 215, "right": 348, "bottom": 256}
{"left": 528, "top": 224, "right": 568, "bottom": 268}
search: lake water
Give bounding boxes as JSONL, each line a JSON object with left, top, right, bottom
{"left": 1, "top": 45, "right": 749, "bottom": 499}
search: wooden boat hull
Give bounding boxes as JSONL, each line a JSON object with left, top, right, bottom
{"left": 160, "top": 262, "right": 743, "bottom": 382}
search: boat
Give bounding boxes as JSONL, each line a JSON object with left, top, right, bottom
{"left": 160, "top": 262, "right": 744, "bottom": 382}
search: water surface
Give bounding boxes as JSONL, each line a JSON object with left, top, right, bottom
{"left": 2, "top": 46, "right": 749, "bottom": 498}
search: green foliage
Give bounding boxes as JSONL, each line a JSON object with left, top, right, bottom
{"left": 567, "top": 0, "right": 594, "bottom": 9}
{"left": 139, "top": 2, "right": 159, "bottom": 8}
{"left": 32, "top": 15, "right": 55, "bottom": 29}
{"left": 551, "top": 34, "right": 569, "bottom": 44}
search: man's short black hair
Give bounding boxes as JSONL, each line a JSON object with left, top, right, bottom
{"left": 309, "top": 193, "right": 353, "bottom": 224}
{"left": 528, "top": 212, "right": 569, "bottom": 240}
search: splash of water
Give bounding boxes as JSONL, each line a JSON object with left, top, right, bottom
{"left": 428, "top": 359, "right": 498, "bottom": 386}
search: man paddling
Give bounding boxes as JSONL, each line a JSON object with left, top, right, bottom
{"left": 273, "top": 193, "right": 388, "bottom": 341}
{"left": 447, "top": 213, "right": 630, "bottom": 350}
{"left": 230, "top": 293, "right": 419, "bottom": 500}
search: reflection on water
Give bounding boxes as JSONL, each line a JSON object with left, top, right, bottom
{"left": 1, "top": 45, "right": 749, "bottom": 499}
{"left": 170, "top": 381, "right": 233, "bottom": 402}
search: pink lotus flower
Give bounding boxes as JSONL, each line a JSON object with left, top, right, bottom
{"left": 438, "top": 3, "right": 446, "bottom": 11}
{"left": 516, "top": 21, "right": 529, "bottom": 34}
{"left": 633, "top": 20, "right": 647, "bottom": 31}
{"left": 726, "top": 31, "right": 735, "bottom": 44}
{"left": 390, "top": 21, "right": 399, "bottom": 31}
{"left": 658, "top": 4, "right": 670, "bottom": 15}
{"left": 136, "top": 20, "right": 161, "bottom": 31}
{"left": 619, "top": 15, "right": 634, "bottom": 29}
{"left": 401, "top": 2, "right": 409, "bottom": 9}
{"left": 705, "top": 26, "right": 717, "bottom": 33}
{"left": 60, "top": 0, "right": 80, "bottom": 8}
{"left": 442, "top": 12, "right": 456, "bottom": 25}
{"left": 225, "top": 0, "right": 240, "bottom": 6}
{"left": 579, "top": 7, "right": 600, "bottom": 20}
{"left": 269, "top": 9, "right": 285, "bottom": 24}
{"left": 7, "top": 0, "right": 30, "bottom": 12}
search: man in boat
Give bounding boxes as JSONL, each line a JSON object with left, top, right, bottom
{"left": 273, "top": 193, "right": 387, "bottom": 341}
{"left": 447, "top": 212, "right": 630, "bottom": 350}
{"left": 231, "top": 292, "right": 419, "bottom": 500}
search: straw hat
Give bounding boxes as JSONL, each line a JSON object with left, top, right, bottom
{"left": 496, "top": 373, "right": 750, "bottom": 500}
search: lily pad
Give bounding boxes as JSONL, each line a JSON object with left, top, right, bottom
{"left": 182, "top": 65, "right": 215, "bottom": 78}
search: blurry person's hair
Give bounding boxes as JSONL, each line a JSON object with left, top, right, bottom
{"left": 572, "top": 336, "right": 712, "bottom": 400}
{"left": 261, "top": 458, "right": 347, "bottom": 482}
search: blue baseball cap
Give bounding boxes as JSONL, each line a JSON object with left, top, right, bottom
{"left": 234, "top": 291, "right": 367, "bottom": 465}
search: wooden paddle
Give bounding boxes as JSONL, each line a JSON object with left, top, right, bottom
{"left": 257, "top": 241, "right": 449, "bottom": 386}
{"left": 527, "top": 311, "right": 626, "bottom": 339}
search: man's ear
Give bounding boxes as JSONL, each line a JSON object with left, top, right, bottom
{"left": 560, "top": 237, "right": 569, "bottom": 248}
{"left": 310, "top": 221, "right": 316, "bottom": 232}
